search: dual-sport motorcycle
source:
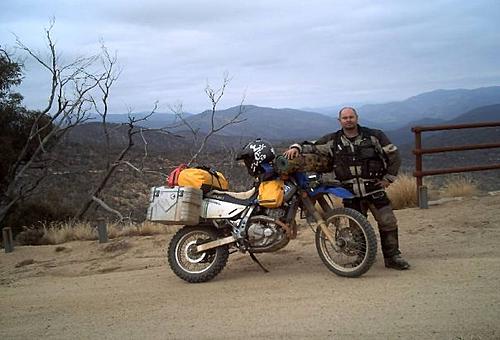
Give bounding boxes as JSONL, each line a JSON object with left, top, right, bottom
{"left": 151, "top": 139, "right": 377, "bottom": 283}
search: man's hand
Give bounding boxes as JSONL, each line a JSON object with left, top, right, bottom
{"left": 283, "top": 148, "right": 300, "bottom": 160}
{"left": 376, "top": 179, "right": 391, "bottom": 188}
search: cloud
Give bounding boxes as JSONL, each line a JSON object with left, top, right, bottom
{"left": 1, "top": 0, "right": 499, "bottom": 113}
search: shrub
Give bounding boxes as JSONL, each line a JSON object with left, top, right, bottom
{"left": 386, "top": 174, "right": 418, "bottom": 210}
{"left": 440, "top": 176, "right": 478, "bottom": 198}
{"left": 42, "top": 222, "right": 97, "bottom": 244}
{"left": 5, "top": 198, "right": 78, "bottom": 238}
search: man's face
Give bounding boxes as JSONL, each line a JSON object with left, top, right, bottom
{"left": 338, "top": 109, "right": 358, "bottom": 130}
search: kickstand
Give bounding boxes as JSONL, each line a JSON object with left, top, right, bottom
{"left": 249, "top": 252, "right": 269, "bottom": 273}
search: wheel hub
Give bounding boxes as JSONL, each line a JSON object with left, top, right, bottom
{"left": 336, "top": 228, "right": 361, "bottom": 256}
{"left": 185, "top": 240, "right": 206, "bottom": 264}
{"left": 335, "top": 238, "right": 347, "bottom": 247}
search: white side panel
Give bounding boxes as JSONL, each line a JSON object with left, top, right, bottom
{"left": 201, "top": 198, "right": 247, "bottom": 219}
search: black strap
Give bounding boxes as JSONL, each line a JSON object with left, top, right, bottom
{"left": 198, "top": 165, "right": 223, "bottom": 188}
{"left": 196, "top": 165, "right": 220, "bottom": 178}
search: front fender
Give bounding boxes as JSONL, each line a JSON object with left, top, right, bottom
{"left": 292, "top": 172, "right": 354, "bottom": 199}
{"left": 310, "top": 186, "right": 354, "bottom": 199}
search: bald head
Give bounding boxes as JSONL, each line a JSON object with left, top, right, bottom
{"left": 338, "top": 107, "right": 358, "bottom": 118}
{"left": 338, "top": 107, "right": 359, "bottom": 133}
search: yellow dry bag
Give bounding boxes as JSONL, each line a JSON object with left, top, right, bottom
{"left": 178, "top": 167, "right": 229, "bottom": 193}
{"left": 258, "top": 179, "right": 284, "bottom": 208}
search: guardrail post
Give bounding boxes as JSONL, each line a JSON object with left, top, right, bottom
{"left": 2, "top": 227, "right": 14, "bottom": 253}
{"left": 97, "top": 219, "right": 108, "bottom": 243}
{"left": 418, "top": 186, "right": 428, "bottom": 209}
{"left": 413, "top": 128, "right": 423, "bottom": 203}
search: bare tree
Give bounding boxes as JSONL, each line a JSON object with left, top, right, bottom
{"left": 87, "top": 42, "right": 121, "bottom": 171}
{"left": 76, "top": 103, "right": 159, "bottom": 221}
{"left": 0, "top": 21, "right": 118, "bottom": 225}
{"left": 169, "top": 74, "right": 247, "bottom": 166}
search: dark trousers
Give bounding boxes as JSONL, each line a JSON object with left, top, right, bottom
{"left": 343, "top": 191, "right": 401, "bottom": 258}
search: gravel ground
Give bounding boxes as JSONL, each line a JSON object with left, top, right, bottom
{"left": 1, "top": 194, "right": 500, "bottom": 339}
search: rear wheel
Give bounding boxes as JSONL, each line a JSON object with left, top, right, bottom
{"left": 315, "top": 207, "right": 377, "bottom": 277}
{"left": 167, "top": 225, "right": 229, "bottom": 283}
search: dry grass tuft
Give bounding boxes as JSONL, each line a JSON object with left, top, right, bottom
{"left": 108, "top": 222, "right": 169, "bottom": 238}
{"left": 440, "top": 176, "right": 478, "bottom": 198}
{"left": 385, "top": 174, "right": 479, "bottom": 209}
{"left": 386, "top": 174, "right": 418, "bottom": 209}
{"left": 18, "top": 221, "right": 173, "bottom": 245}
{"left": 42, "top": 222, "right": 97, "bottom": 245}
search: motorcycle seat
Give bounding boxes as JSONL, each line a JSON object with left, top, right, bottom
{"left": 208, "top": 187, "right": 256, "bottom": 200}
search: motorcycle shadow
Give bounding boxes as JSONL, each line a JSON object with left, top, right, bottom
{"left": 217, "top": 248, "right": 382, "bottom": 282}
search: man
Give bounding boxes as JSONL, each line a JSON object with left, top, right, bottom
{"left": 284, "top": 107, "right": 410, "bottom": 270}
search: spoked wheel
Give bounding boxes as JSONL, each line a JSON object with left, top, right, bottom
{"left": 315, "top": 207, "right": 377, "bottom": 277}
{"left": 167, "top": 225, "right": 229, "bottom": 283}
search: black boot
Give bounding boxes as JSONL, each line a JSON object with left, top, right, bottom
{"left": 380, "top": 230, "right": 410, "bottom": 270}
{"left": 384, "top": 254, "right": 410, "bottom": 270}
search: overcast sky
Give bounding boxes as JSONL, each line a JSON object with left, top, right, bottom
{"left": 1, "top": 0, "right": 499, "bottom": 114}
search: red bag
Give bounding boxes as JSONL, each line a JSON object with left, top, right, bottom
{"left": 167, "top": 164, "right": 187, "bottom": 187}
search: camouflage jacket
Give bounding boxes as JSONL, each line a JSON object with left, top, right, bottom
{"left": 290, "top": 126, "right": 401, "bottom": 197}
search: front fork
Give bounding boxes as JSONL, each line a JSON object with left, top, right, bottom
{"left": 300, "top": 192, "right": 337, "bottom": 245}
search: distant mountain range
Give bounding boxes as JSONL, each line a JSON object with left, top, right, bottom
{"left": 82, "top": 86, "right": 500, "bottom": 144}
{"left": 175, "top": 105, "right": 342, "bottom": 141}
{"left": 357, "top": 86, "right": 500, "bottom": 129}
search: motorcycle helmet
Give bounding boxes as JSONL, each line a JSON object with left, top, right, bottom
{"left": 235, "top": 138, "right": 276, "bottom": 176}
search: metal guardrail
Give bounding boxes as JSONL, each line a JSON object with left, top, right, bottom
{"left": 411, "top": 121, "right": 500, "bottom": 208}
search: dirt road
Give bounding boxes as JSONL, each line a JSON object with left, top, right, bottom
{"left": 1, "top": 195, "right": 500, "bottom": 339}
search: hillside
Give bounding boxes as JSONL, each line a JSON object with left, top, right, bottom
{"left": 86, "top": 112, "right": 193, "bottom": 129}
{"left": 394, "top": 104, "right": 500, "bottom": 148}
{"left": 387, "top": 104, "right": 500, "bottom": 146}
{"left": 63, "top": 123, "right": 189, "bottom": 153}
{"left": 422, "top": 105, "right": 500, "bottom": 147}
{"left": 395, "top": 105, "right": 500, "bottom": 190}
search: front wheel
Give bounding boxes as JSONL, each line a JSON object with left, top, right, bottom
{"left": 315, "top": 207, "right": 377, "bottom": 278}
{"left": 167, "top": 225, "right": 229, "bottom": 283}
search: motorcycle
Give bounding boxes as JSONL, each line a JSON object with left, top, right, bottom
{"left": 152, "top": 140, "right": 377, "bottom": 283}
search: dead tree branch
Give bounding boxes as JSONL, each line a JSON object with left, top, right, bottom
{"left": 91, "top": 196, "right": 124, "bottom": 222}
{"left": 171, "top": 74, "right": 247, "bottom": 166}
{"left": 76, "top": 103, "right": 158, "bottom": 219}
{"left": 0, "top": 21, "right": 118, "bottom": 225}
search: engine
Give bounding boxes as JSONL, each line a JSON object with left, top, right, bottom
{"left": 246, "top": 214, "right": 289, "bottom": 252}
